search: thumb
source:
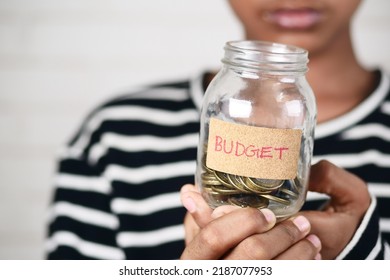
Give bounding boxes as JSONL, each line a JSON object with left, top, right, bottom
{"left": 308, "top": 160, "right": 370, "bottom": 213}
{"left": 180, "top": 184, "right": 213, "bottom": 228}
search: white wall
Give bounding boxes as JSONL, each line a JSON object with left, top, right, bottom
{"left": 0, "top": 0, "right": 389, "bottom": 260}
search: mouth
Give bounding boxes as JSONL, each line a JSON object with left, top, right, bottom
{"left": 264, "top": 8, "right": 322, "bottom": 30}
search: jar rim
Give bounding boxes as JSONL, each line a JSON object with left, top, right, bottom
{"left": 223, "top": 40, "right": 309, "bottom": 73}
{"left": 226, "top": 40, "right": 308, "bottom": 56}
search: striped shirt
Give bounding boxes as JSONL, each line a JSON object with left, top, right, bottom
{"left": 46, "top": 70, "right": 390, "bottom": 260}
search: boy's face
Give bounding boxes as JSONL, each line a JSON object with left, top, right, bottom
{"left": 228, "top": 0, "right": 362, "bottom": 54}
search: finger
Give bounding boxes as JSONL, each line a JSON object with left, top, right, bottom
{"left": 224, "top": 215, "right": 311, "bottom": 259}
{"left": 211, "top": 205, "right": 241, "bottom": 219}
{"left": 181, "top": 207, "right": 276, "bottom": 260}
{"left": 300, "top": 210, "right": 354, "bottom": 259}
{"left": 183, "top": 212, "right": 200, "bottom": 245}
{"left": 309, "top": 160, "right": 370, "bottom": 212}
{"left": 274, "top": 234, "right": 322, "bottom": 260}
{"left": 180, "top": 184, "right": 213, "bottom": 228}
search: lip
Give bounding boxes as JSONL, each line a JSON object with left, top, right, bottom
{"left": 265, "top": 8, "right": 322, "bottom": 30}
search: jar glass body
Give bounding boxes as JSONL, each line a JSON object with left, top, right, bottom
{"left": 195, "top": 41, "right": 317, "bottom": 220}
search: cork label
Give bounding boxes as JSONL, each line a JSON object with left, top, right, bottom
{"left": 206, "top": 118, "right": 302, "bottom": 179}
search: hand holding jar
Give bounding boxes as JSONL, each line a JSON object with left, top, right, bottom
{"left": 181, "top": 160, "right": 370, "bottom": 260}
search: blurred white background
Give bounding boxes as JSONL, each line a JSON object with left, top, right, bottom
{"left": 0, "top": 0, "right": 389, "bottom": 260}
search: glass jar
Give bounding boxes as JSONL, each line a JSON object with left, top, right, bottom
{"left": 195, "top": 40, "right": 317, "bottom": 221}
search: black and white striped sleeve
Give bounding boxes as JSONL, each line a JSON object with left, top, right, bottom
{"left": 45, "top": 82, "right": 199, "bottom": 259}
{"left": 335, "top": 195, "right": 390, "bottom": 260}
{"left": 45, "top": 111, "right": 125, "bottom": 259}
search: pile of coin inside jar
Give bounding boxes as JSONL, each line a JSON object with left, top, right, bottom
{"left": 201, "top": 155, "right": 300, "bottom": 209}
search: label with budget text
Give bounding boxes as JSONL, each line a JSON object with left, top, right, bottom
{"left": 206, "top": 118, "right": 302, "bottom": 179}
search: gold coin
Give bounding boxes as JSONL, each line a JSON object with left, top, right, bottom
{"left": 243, "top": 177, "right": 274, "bottom": 194}
{"left": 260, "top": 194, "right": 290, "bottom": 205}
{"left": 202, "top": 163, "right": 214, "bottom": 173}
{"left": 201, "top": 172, "right": 216, "bottom": 179}
{"left": 279, "top": 188, "right": 298, "bottom": 198}
{"left": 203, "top": 188, "right": 220, "bottom": 195}
{"left": 202, "top": 184, "right": 218, "bottom": 193}
{"left": 201, "top": 172, "right": 223, "bottom": 185}
{"left": 203, "top": 179, "right": 223, "bottom": 186}
{"left": 226, "top": 174, "right": 251, "bottom": 193}
{"left": 211, "top": 185, "right": 242, "bottom": 195}
{"left": 291, "top": 177, "right": 301, "bottom": 192}
{"left": 228, "top": 195, "right": 269, "bottom": 208}
{"left": 213, "top": 171, "right": 232, "bottom": 187}
{"left": 246, "top": 177, "right": 284, "bottom": 190}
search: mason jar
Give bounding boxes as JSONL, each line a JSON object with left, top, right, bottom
{"left": 195, "top": 40, "right": 317, "bottom": 221}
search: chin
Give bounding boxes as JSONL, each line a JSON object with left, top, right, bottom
{"left": 247, "top": 32, "right": 324, "bottom": 54}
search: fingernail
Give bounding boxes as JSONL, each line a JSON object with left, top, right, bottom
{"left": 292, "top": 216, "right": 310, "bottom": 233}
{"left": 182, "top": 196, "right": 197, "bottom": 213}
{"left": 260, "top": 208, "right": 276, "bottom": 224}
{"left": 306, "top": 234, "right": 321, "bottom": 249}
{"left": 180, "top": 184, "right": 194, "bottom": 194}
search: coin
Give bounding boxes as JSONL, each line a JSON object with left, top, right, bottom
{"left": 214, "top": 171, "right": 232, "bottom": 187}
{"left": 211, "top": 185, "right": 242, "bottom": 195}
{"left": 201, "top": 173, "right": 222, "bottom": 186}
{"left": 246, "top": 177, "right": 284, "bottom": 190}
{"left": 279, "top": 188, "right": 298, "bottom": 198}
{"left": 203, "top": 185, "right": 220, "bottom": 195}
{"left": 199, "top": 156, "right": 297, "bottom": 209}
{"left": 228, "top": 195, "right": 269, "bottom": 208}
{"left": 244, "top": 177, "right": 275, "bottom": 194}
{"left": 202, "top": 162, "right": 214, "bottom": 173}
{"left": 291, "top": 177, "right": 301, "bottom": 192}
{"left": 226, "top": 174, "right": 251, "bottom": 193}
{"left": 260, "top": 194, "right": 290, "bottom": 205}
